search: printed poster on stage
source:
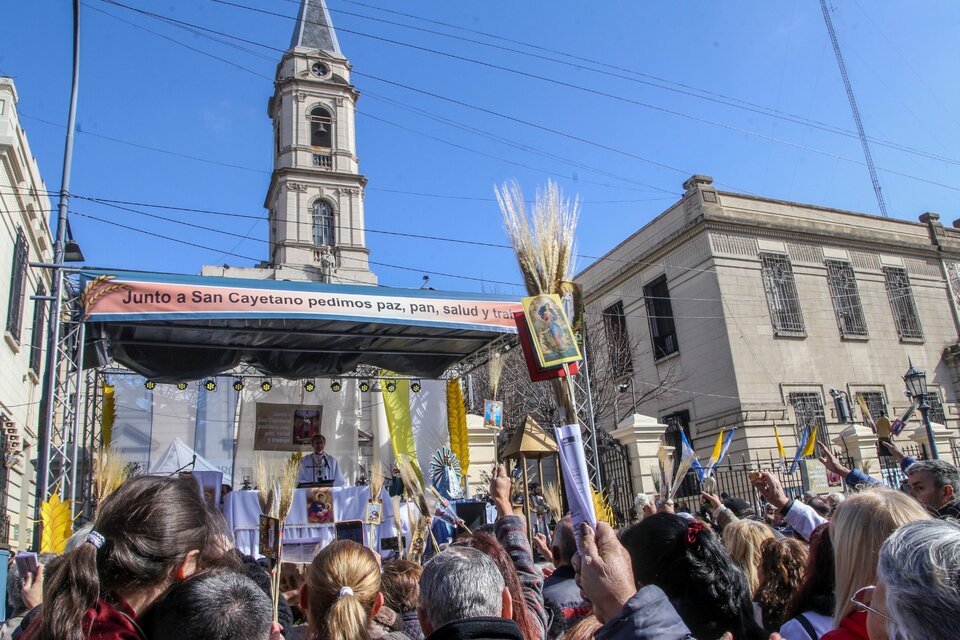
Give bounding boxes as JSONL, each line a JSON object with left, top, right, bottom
{"left": 306, "top": 487, "right": 335, "bottom": 524}
{"left": 254, "top": 403, "right": 324, "bottom": 451}
{"left": 521, "top": 294, "right": 582, "bottom": 369}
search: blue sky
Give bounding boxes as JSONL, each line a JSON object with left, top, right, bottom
{"left": 2, "top": 1, "right": 959, "bottom": 295}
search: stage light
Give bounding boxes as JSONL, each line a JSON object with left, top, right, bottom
{"left": 359, "top": 379, "right": 371, "bottom": 392}
{"left": 330, "top": 379, "right": 342, "bottom": 393}
{"left": 176, "top": 382, "right": 188, "bottom": 391}
{"left": 304, "top": 380, "right": 316, "bottom": 392}
{"left": 204, "top": 379, "right": 217, "bottom": 392}
{"left": 411, "top": 379, "right": 422, "bottom": 393}
{"left": 260, "top": 379, "right": 273, "bottom": 392}
{"left": 144, "top": 380, "right": 156, "bottom": 390}
{"left": 386, "top": 379, "right": 397, "bottom": 393}
{"left": 233, "top": 379, "right": 244, "bottom": 392}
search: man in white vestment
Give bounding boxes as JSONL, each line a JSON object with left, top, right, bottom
{"left": 298, "top": 434, "right": 345, "bottom": 486}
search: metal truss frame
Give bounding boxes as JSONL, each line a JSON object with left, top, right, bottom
{"left": 36, "top": 272, "right": 86, "bottom": 523}
{"left": 573, "top": 342, "right": 602, "bottom": 490}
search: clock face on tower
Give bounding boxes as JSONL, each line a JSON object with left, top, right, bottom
{"left": 311, "top": 61, "right": 329, "bottom": 77}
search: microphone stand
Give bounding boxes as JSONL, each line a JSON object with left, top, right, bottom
{"left": 170, "top": 454, "right": 197, "bottom": 477}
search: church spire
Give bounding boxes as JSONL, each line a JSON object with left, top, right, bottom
{"left": 290, "top": 0, "right": 342, "bottom": 55}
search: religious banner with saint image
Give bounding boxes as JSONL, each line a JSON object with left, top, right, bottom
{"left": 521, "top": 294, "right": 582, "bottom": 369}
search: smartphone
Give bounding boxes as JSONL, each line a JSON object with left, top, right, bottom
{"left": 380, "top": 535, "right": 407, "bottom": 552}
{"left": 15, "top": 552, "right": 38, "bottom": 577}
{"left": 334, "top": 519, "right": 365, "bottom": 546}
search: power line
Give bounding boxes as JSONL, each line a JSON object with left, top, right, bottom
{"left": 100, "top": 0, "right": 960, "bottom": 197}
{"left": 2, "top": 184, "right": 951, "bottom": 309}
{"left": 282, "top": 0, "right": 960, "bottom": 169}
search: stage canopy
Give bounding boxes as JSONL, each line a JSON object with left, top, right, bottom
{"left": 80, "top": 269, "right": 522, "bottom": 382}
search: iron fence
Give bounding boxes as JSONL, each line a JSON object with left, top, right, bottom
{"left": 671, "top": 450, "right": 852, "bottom": 516}
{"left": 878, "top": 442, "right": 925, "bottom": 490}
{"left": 597, "top": 429, "right": 634, "bottom": 526}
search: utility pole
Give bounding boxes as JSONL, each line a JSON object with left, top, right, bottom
{"left": 819, "top": 0, "right": 888, "bottom": 217}
{"left": 34, "top": 0, "right": 81, "bottom": 548}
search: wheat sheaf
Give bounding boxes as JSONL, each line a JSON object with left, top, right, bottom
{"left": 82, "top": 276, "right": 131, "bottom": 318}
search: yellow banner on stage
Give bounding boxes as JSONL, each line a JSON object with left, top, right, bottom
{"left": 447, "top": 379, "right": 469, "bottom": 483}
{"left": 102, "top": 383, "right": 115, "bottom": 449}
{"left": 380, "top": 374, "right": 424, "bottom": 487}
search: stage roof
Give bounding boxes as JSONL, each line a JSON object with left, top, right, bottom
{"left": 80, "top": 270, "right": 522, "bottom": 381}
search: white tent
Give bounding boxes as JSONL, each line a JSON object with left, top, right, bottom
{"left": 148, "top": 437, "right": 221, "bottom": 474}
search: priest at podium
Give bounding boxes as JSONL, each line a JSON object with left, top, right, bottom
{"left": 298, "top": 434, "right": 345, "bottom": 486}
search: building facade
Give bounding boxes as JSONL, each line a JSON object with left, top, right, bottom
{"left": 578, "top": 174, "right": 960, "bottom": 474}
{"left": 0, "top": 77, "right": 53, "bottom": 547}
{"left": 202, "top": 0, "right": 376, "bottom": 285}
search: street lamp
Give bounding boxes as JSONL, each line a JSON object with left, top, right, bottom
{"left": 903, "top": 359, "right": 939, "bottom": 459}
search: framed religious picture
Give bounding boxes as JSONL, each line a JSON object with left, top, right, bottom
{"left": 521, "top": 294, "right": 582, "bottom": 369}
{"left": 306, "top": 487, "right": 335, "bottom": 524}
{"left": 258, "top": 515, "right": 281, "bottom": 560}
{"left": 365, "top": 499, "right": 383, "bottom": 525}
{"left": 483, "top": 400, "right": 503, "bottom": 429}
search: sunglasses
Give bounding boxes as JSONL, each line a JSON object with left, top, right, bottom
{"left": 850, "top": 585, "right": 893, "bottom": 623}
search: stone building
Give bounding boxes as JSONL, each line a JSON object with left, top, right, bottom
{"left": 0, "top": 77, "right": 53, "bottom": 546}
{"left": 577, "top": 174, "right": 960, "bottom": 490}
{"left": 202, "top": 0, "right": 375, "bottom": 285}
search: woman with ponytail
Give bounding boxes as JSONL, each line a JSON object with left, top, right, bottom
{"left": 619, "top": 513, "right": 765, "bottom": 640}
{"left": 24, "top": 475, "right": 238, "bottom": 640}
{"left": 301, "top": 540, "right": 407, "bottom": 640}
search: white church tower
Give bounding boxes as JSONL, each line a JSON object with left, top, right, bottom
{"left": 203, "top": 0, "right": 377, "bottom": 284}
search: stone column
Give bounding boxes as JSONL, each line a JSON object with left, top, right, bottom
{"left": 832, "top": 423, "right": 881, "bottom": 476}
{"left": 464, "top": 414, "right": 496, "bottom": 497}
{"left": 610, "top": 413, "right": 668, "bottom": 496}
{"left": 905, "top": 420, "right": 953, "bottom": 461}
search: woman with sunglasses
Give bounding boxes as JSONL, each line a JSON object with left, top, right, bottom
{"left": 819, "top": 489, "right": 928, "bottom": 640}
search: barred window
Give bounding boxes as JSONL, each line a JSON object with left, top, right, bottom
{"left": 6, "top": 228, "right": 28, "bottom": 343}
{"left": 883, "top": 266, "right": 923, "bottom": 339}
{"left": 788, "top": 392, "right": 830, "bottom": 449}
{"left": 603, "top": 300, "right": 633, "bottom": 375}
{"left": 925, "top": 391, "right": 946, "bottom": 425}
{"left": 312, "top": 201, "right": 335, "bottom": 247}
{"left": 826, "top": 260, "right": 868, "bottom": 337}
{"left": 855, "top": 391, "right": 887, "bottom": 420}
{"left": 643, "top": 275, "right": 679, "bottom": 359}
{"left": 760, "top": 253, "right": 805, "bottom": 334}
{"left": 29, "top": 283, "right": 46, "bottom": 374}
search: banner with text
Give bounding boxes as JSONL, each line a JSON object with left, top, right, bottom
{"left": 80, "top": 271, "right": 521, "bottom": 332}
{"left": 254, "top": 403, "right": 324, "bottom": 452}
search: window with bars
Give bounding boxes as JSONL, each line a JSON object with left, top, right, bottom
{"left": 28, "top": 283, "right": 45, "bottom": 374}
{"left": 925, "top": 391, "right": 946, "bottom": 425}
{"left": 312, "top": 201, "right": 335, "bottom": 247}
{"left": 760, "top": 253, "right": 805, "bottom": 334}
{"left": 825, "top": 260, "right": 868, "bottom": 337}
{"left": 883, "top": 266, "right": 923, "bottom": 339}
{"left": 603, "top": 300, "right": 633, "bottom": 375}
{"left": 6, "top": 229, "right": 28, "bottom": 343}
{"left": 643, "top": 275, "right": 679, "bottom": 359}
{"left": 855, "top": 391, "right": 887, "bottom": 420}
{"left": 788, "top": 392, "right": 830, "bottom": 449}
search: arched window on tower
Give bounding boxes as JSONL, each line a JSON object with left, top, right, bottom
{"left": 309, "top": 106, "right": 333, "bottom": 148}
{"left": 312, "top": 201, "right": 335, "bottom": 247}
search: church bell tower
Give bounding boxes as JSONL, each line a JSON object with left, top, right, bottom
{"left": 264, "top": 0, "right": 377, "bottom": 284}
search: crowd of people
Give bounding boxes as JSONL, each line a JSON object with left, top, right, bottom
{"left": 4, "top": 442, "right": 960, "bottom": 640}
